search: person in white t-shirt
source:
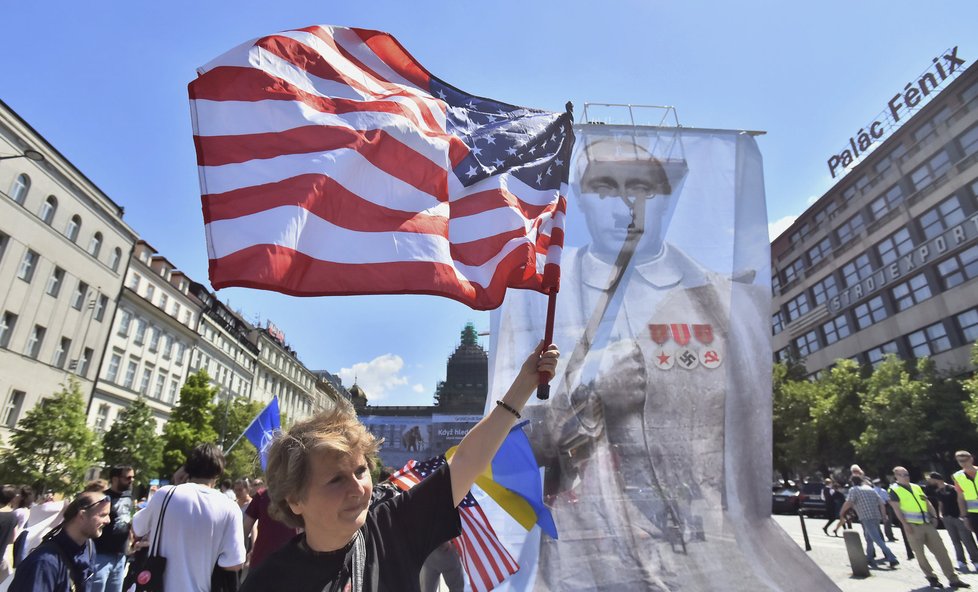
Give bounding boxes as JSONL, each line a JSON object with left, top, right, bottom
{"left": 133, "top": 443, "right": 246, "bottom": 591}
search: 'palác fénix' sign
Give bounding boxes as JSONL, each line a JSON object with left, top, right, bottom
{"left": 827, "top": 47, "right": 966, "bottom": 179}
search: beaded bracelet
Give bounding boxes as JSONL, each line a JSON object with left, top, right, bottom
{"left": 495, "top": 400, "right": 521, "bottom": 419}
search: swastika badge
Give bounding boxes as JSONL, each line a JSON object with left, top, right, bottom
{"left": 676, "top": 347, "right": 699, "bottom": 370}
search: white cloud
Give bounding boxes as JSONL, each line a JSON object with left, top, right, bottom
{"left": 412, "top": 384, "right": 425, "bottom": 393}
{"left": 805, "top": 194, "right": 820, "bottom": 206}
{"left": 337, "top": 354, "right": 411, "bottom": 402}
{"left": 768, "top": 215, "right": 797, "bottom": 241}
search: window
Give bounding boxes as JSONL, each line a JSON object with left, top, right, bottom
{"left": 785, "top": 293, "right": 811, "bottom": 322}
{"left": 148, "top": 327, "right": 160, "bottom": 352}
{"left": 907, "top": 322, "right": 952, "bottom": 358}
{"left": 836, "top": 212, "right": 865, "bottom": 244}
{"left": 175, "top": 342, "right": 186, "bottom": 365}
{"left": 912, "top": 106, "right": 951, "bottom": 143}
{"left": 854, "top": 296, "right": 888, "bottom": 330}
{"left": 866, "top": 341, "right": 899, "bottom": 368}
{"left": 783, "top": 258, "right": 805, "bottom": 284}
{"left": 71, "top": 281, "right": 89, "bottom": 310}
{"left": 139, "top": 367, "right": 153, "bottom": 395}
{"left": 159, "top": 293, "right": 169, "bottom": 312}
{"left": 772, "top": 312, "right": 784, "bottom": 336}
{"left": 109, "top": 247, "right": 122, "bottom": 272}
{"left": 793, "top": 330, "right": 821, "bottom": 357}
{"left": 172, "top": 302, "right": 180, "bottom": 318}
{"left": 46, "top": 267, "right": 65, "bottom": 297}
{"left": 79, "top": 348, "right": 94, "bottom": 377}
{"left": 53, "top": 337, "right": 71, "bottom": 368}
{"left": 920, "top": 195, "right": 965, "bottom": 240}
{"left": 789, "top": 222, "right": 812, "bottom": 245}
{"left": 811, "top": 274, "right": 840, "bottom": 306}
{"left": 168, "top": 379, "right": 180, "bottom": 404}
{"left": 40, "top": 196, "right": 57, "bottom": 225}
{"left": 822, "top": 315, "right": 851, "bottom": 345}
{"left": 875, "top": 228, "right": 914, "bottom": 266}
{"left": 87, "top": 232, "right": 102, "bottom": 258}
{"left": 2, "top": 391, "right": 25, "bottom": 428}
{"left": 65, "top": 215, "right": 81, "bottom": 243}
{"left": 0, "top": 233, "right": 7, "bottom": 264}
{"left": 134, "top": 319, "right": 147, "bottom": 345}
{"left": 957, "top": 309, "right": 978, "bottom": 343}
{"left": 127, "top": 272, "right": 141, "bottom": 291}
{"left": 8, "top": 174, "right": 29, "bottom": 204}
{"left": 960, "top": 124, "right": 978, "bottom": 160}
{"left": 911, "top": 150, "right": 952, "bottom": 191}
{"left": 937, "top": 245, "right": 978, "bottom": 289}
{"left": 841, "top": 176, "right": 869, "bottom": 202}
{"left": 154, "top": 373, "right": 166, "bottom": 399}
{"left": 25, "top": 325, "right": 46, "bottom": 359}
{"left": 875, "top": 143, "right": 908, "bottom": 176}
{"left": 145, "top": 284, "right": 155, "bottom": 303}
{"left": 842, "top": 254, "right": 873, "bottom": 288}
{"left": 95, "top": 404, "right": 111, "bottom": 433}
{"left": 870, "top": 184, "right": 904, "bottom": 219}
{"left": 891, "top": 274, "right": 933, "bottom": 311}
{"left": 162, "top": 335, "right": 173, "bottom": 360}
{"left": 106, "top": 353, "right": 122, "bottom": 382}
{"left": 807, "top": 237, "right": 833, "bottom": 266}
{"left": 17, "top": 250, "right": 39, "bottom": 282}
{"left": 94, "top": 295, "right": 108, "bottom": 322}
{"left": 0, "top": 312, "right": 17, "bottom": 348}
{"left": 118, "top": 309, "right": 132, "bottom": 336}
{"left": 123, "top": 360, "right": 138, "bottom": 389}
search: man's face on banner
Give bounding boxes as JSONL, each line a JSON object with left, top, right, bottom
{"left": 576, "top": 138, "right": 678, "bottom": 261}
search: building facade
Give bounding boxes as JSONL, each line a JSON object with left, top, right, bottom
{"left": 772, "top": 61, "right": 978, "bottom": 376}
{"left": 0, "top": 100, "right": 137, "bottom": 443}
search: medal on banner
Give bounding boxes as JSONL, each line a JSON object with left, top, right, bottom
{"left": 648, "top": 322, "right": 722, "bottom": 370}
{"left": 671, "top": 324, "right": 698, "bottom": 370}
{"left": 649, "top": 324, "right": 674, "bottom": 370}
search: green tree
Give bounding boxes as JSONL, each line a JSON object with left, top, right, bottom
{"left": 855, "top": 354, "right": 932, "bottom": 474}
{"left": 213, "top": 396, "right": 264, "bottom": 479}
{"left": 102, "top": 397, "right": 164, "bottom": 489}
{"left": 772, "top": 360, "right": 817, "bottom": 479}
{"left": 0, "top": 378, "right": 99, "bottom": 493}
{"left": 917, "top": 356, "right": 978, "bottom": 473}
{"left": 161, "top": 370, "right": 218, "bottom": 476}
{"left": 962, "top": 343, "right": 978, "bottom": 430}
{"left": 809, "top": 359, "right": 866, "bottom": 472}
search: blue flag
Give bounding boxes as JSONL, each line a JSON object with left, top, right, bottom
{"left": 244, "top": 396, "right": 281, "bottom": 471}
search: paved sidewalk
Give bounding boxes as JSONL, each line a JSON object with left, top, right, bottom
{"left": 774, "top": 514, "right": 978, "bottom": 591}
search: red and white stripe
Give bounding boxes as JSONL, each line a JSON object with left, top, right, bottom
{"left": 189, "top": 25, "right": 565, "bottom": 310}
{"left": 452, "top": 501, "right": 520, "bottom": 592}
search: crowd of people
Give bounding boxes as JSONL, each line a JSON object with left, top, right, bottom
{"left": 808, "top": 453, "right": 978, "bottom": 590}
{"left": 0, "top": 342, "right": 557, "bottom": 592}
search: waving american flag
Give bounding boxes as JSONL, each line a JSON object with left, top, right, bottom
{"left": 391, "top": 457, "right": 518, "bottom": 592}
{"left": 189, "top": 25, "right": 573, "bottom": 310}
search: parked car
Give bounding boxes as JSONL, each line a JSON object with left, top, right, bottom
{"left": 798, "top": 482, "right": 829, "bottom": 518}
{"left": 772, "top": 487, "right": 801, "bottom": 514}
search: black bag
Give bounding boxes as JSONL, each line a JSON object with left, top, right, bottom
{"left": 11, "top": 529, "right": 28, "bottom": 567}
{"left": 126, "top": 487, "right": 177, "bottom": 592}
{"left": 210, "top": 563, "right": 239, "bottom": 592}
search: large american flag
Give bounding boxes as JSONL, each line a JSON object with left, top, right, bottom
{"left": 391, "top": 457, "right": 518, "bottom": 592}
{"left": 189, "top": 25, "right": 573, "bottom": 310}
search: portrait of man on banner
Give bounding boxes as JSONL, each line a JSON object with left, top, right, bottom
{"left": 488, "top": 125, "right": 836, "bottom": 591}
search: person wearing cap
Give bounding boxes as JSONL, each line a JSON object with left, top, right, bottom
{"left": 930, "top": 471, "right": 978, "bottom": 572}
{"left": 9, "top": 491, "right": 111, "bottom": 592}
{"left": 890, "top": 466, "right": 970, "bottom": 589}
{"left": 492, "top": 130, "right": 784, "bottom": 590}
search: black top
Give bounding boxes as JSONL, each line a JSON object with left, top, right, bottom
{"left": 241, "top": 463, "right": 461, "bottom": 592}
{"left": 94, "top": 488, "right": 132, "bottom": 555}
{"left": 936, "top": 485, "right": 963, "bottom": 518}
{"left": 9, "top": 529, "right": 95, "bottom": 592}
{"left": 0, "top": 511, "right": 17, "bottom": 557}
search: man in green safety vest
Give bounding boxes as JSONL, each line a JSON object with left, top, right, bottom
{"left": 954, "top": 451, "right": 978, "bottom": 535}
{"left": 889, "top": 466, "right": 971, "bottom": 590}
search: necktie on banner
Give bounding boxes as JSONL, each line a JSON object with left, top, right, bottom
{"left": 189, "top": 25, "right": 574, "bottom": 311}
{"left": 243, "top": 396, "right": 281, "bottom": 471}
{"left": 390, "top": 457, "right": 518, "bottom": 592}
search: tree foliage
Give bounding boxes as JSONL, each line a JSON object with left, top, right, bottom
{"left": 161, "top": 369, "right": 218, "bottom": 477}
{"left": 102, "top": 396, "right": 164, "bottom": 489}
{"left": 0, "top": 378, "right": 99, "bottom": 493}
{"left": 213, "top": 395, "right": 264, "bottom": 479}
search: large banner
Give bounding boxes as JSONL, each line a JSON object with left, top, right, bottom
{"left": 489, "top": 125, "right": 837, "bottom": 590}
{"left": 360, "top": 414, "right": 482, "bottom": 469}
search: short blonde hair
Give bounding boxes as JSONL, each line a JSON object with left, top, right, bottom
{"left": 265, "top": 408, "right": 381, "bottom": 528}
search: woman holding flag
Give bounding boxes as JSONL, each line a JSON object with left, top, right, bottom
{"left": 239, "top": 342, "right": 558, "bottom": 592}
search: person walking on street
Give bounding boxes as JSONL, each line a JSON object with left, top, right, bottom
{"left": 10, "top": 491, "right": 111, "bottom": 592}
{"left": 822, "top": 479, "right": 840, "bottom": 536}
{"left": 91, "top": 466, "right": 134, "bottom": 592}
{"left": 890, "top": 466, "right": 971, "bottom": 590}
{"left": 931, "top": 472, "right": 978, "bottom": 572}
{"left": 838, "top": 476, "right": 899, "bottom": 568}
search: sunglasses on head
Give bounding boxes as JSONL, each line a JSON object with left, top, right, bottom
{"left": 81, "top": 495, "right": 110, "bottom": 511}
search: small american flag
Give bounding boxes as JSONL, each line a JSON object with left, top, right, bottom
{"left": 390, "top": 457, "right": 518, "bottom": 592}
{"left": 189, "top": 25, "right": 573, "bottom": 310}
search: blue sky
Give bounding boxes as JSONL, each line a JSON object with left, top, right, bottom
{"left": 3, "top": 1, "right": 976, "bottom": 405}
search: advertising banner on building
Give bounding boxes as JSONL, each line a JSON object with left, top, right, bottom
{"left": 359, "top": 415, "right": 433, "bottom": 469}
{"left": 489, "top": 125, "right": 837, "bottom": 590}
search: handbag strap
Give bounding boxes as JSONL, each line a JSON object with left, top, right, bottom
{"left": 149, "top": 486, "right": 178, "bottom": 557}
{"left": 320, "top": 529, "right": 367, "bottom": 592}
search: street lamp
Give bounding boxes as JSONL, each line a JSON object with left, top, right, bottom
{"left": 0, "top": 149, "right": 45, "bottom": 162}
